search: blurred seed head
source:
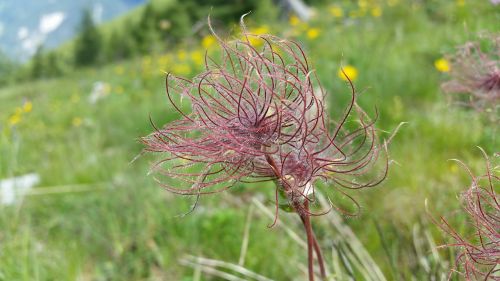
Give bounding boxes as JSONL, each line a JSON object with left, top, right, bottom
{"left": 441, "top": 33, "right": 500, "bottom": 118}
{"left": 432, "top": 151, "right": 499, "bottom": 280}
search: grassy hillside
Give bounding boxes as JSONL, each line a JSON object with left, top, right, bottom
{"left": 0, "top": 0, "right": 146, "bottom": 62}
{"left": 0, "top": 0, "right": 498, "bottom": 280}
{"left": 6, "top": 0, "right": 275, "bottom": 85}
{"left": 43, "top": 0, "right": 175, "bottom": 71}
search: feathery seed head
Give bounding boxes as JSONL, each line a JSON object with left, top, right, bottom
{"left": 143, "top": 18, "right": 387, "bottom": 217}
{"left": 441, "top": 33, "right": 500, "bottom": 115}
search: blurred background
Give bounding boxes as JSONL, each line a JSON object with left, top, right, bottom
{"left": 0, "top": 0, "right": 498, "bottom": 280}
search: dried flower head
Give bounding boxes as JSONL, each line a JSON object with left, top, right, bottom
{"left": 142, "top": 19, "right": 387, "bottom": 216}
{"left": 441, "top": 33, "right": 500, "bottom": 116}
{"left": 432, "top": 151, "right": 499, "bottom": 280}
{"left": 142, "top": 17, "right": 388, "bottom": 281}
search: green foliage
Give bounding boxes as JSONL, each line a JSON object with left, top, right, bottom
{"left": 44, "top": 52, "right": 64, "bottom": 77}
{"left": 31, "top": 46, "right": 45, "bottom": 79}
{"left": 105, "top": 29, "right": 136, "bottom": 61}
{"left": 74, "top": 9, "right": 103, "bottom": 66}
{"left": 253, "top": 0, "right": 280, "bottom": 22}
{"left": 156, "top": 1, "right": 192, "bottom": 44}
{"left": 183, "top": 0, "right": 256, "bottom": 23}
{"left": 29, "top": 46, "right": 64, "bottom": 79}
{"left": 131, "top": 2, "right": 161, "bottom": 53}
{"left": 0, "top": 50, "right": 18, "bottom": 85}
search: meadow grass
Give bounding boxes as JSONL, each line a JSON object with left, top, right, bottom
{"left": 0, "top": 1, "right": 498, "bottom": 280}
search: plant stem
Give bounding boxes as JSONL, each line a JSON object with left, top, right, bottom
{"left": 264, "top": 155, "right": 326, "bottom": 280}
{"left": 302, "top": 200, "right": 315, "bottom": 281}
{"left": 312, "top": 227, "right": 326, "bottom": 278}
{"left": 299, "top": 209, "right": 326, "bottom": 279}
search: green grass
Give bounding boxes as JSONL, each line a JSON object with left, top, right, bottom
{"left": 0, "top": 0, "right": 498, "bottom": 280}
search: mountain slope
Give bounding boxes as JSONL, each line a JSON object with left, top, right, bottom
{"left": 0, "top": 0, "right": 145, "bottom": 61}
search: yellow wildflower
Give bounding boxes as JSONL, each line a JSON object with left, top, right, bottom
{"left": 190, "top": 50, "right": 204, "bottom": 66}
{"left": 338, "top": 65, "right": 358, "bottom": 81}
{"left": 72, "top": 117, "right": 82, "bottom": 127}
{"left": 202, "top": 35, "right": 216, "bottom": 49}
{"left": 456, "top": 0, "right": 465, "bottom": 6}
{"left": 251, "top": 26, "right": 270, "bottom": 35}
{"left": 173, "top": 64, "right": 191, "bottom": 76}
{"left": 449, "top": 163, "right": 459, "bottom": 173}
{"left": 23, "top": 101, "right": 32, "bottom": 113}
{"left": 306, "top": 28, "right": 320, "bottom": 39}
{"left": 289, "top": 15, "right": 301, "bottom": 26}
{"left": 247, "top": 26, "right": 270, "bottom": 48}
{"left": 247, "top": 37, "right": 261, "bottom": 47}
{"left": 8, "top": 113, "right": 21, "bottom": 126}
{"left": 387, "top": 0, "right": 399, "bottom": 6}
{"left": 329, "top": 5, "right": 344, "bottom": 18}
{"left": 434, "top": 58, "right": 450, "bottom": 73}
{"left": 358, "top": 0, "right": 368, "bottom": 9}
{"left": 371, "top": 6, "right": 382, "bottom": 17}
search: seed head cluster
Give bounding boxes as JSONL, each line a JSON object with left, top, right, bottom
{"left": 142, "top": 21, "right": 387, "bottom": 217}
{"left": 434, "top": 154, "right": 499, "bottom": 280}
{"left": 441, "top": 34, "right": 500, "bottom": 115}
